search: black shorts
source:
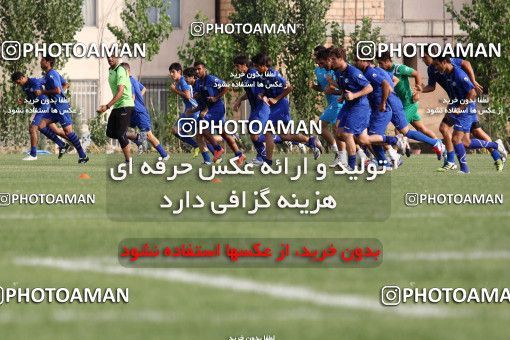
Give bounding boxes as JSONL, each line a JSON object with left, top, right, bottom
{"left": 106, "top": 107, "right": 134, "bottom": 138}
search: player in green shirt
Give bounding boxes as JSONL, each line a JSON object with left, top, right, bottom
{"left": 98, "top": 56, "right": 135, "bottom": 163}
{"left": 377, "top": 52, "right": 439, "bottom": 155}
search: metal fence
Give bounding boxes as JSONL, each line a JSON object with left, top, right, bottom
{"left": 69, "top": 79, "right": 99, "bottom": 125}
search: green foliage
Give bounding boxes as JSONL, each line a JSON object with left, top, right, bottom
{"left": 446, "top": 0, "right": 509, "bottom": 142}
{"left": 0, "top": 0, "right": 84, "bottom": 147}
{"left": 329, "top": 21, "right": 346, "bottom": 47}
{"left": 89, "top": 114, "right": 108, "bottom": 147}
{"left": 108, "top": 0, "right": 173, "bottom": 78}
{"left": 347, "top": 17, "right": 385, "bottom": 61}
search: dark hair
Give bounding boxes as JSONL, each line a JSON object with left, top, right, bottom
{"left": 233, "top": 55, "right": 251, "bottom": 66}
{"left": 183, "top": 67, "right": 197, "bottom": 78}
{"left": 329, "top": 47, "right": 346, "bottom": 61}
{"left": 42, "top": 56, "right": 56, "bottom": 67}
{"left": 251, "top": 53, "right": 272, "bottom": 67}
{"left": 423, "top": 44, "right": 440, "bottom": 57}
{"left": 120, "top": 62, "right": 130, "bottom": 71}
{"left": 376, "top": 51, "right": 392, "bottom": 62}
{"left": 11, "top": 71, "right": 24, "bottom": 82}
{"left": 169, "top": 62, "right": 182, "bottom": 72}
{"left": 432, "top": 56, "right": 451, "bottom": 63}
{"left": 193, "top": 60, "right": 206, "bottom": 68}
{"left": 314, "top": 45, "right": 327, "bottom": 56}
{"left": 315, "top": 48, "right": 331, "bottom": 61}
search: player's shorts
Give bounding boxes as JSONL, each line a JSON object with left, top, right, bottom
{"left": 442, "top": 113, "right": 456, "bottom": 127}
{"left": 267, "top": 100, "right": 291, "bottom": 126}
{"left": 130, "top": 110, "right": 152, "bottom": 132}
{"left": 49, "top": 108, "right": 73, "bottom": 128}
{"left": 31, "top": 108, "right": 53, "bottom": 126}
{"left": 320, "top": 103, "right": 341, "bottom": 124}
{"left": 337, "top": 103, "right": 370, "bottom": 136}
{"left": 387, "top": 95, "right": 409, "bottom": 131}
{"left": 368, "top": 107, "right": 393, "bottom": 136}
{"left": 403, "top": 102, "right": 421, "bottom": 123}
{"left": 249, "top": 104, "right": 270, "bottom": 130}
{"left": 453, "top": 114, "right": 477, "bottom": 132}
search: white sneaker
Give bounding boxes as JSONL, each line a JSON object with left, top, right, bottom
{"left": 162, "top": 155, "right": 170, "bottom": 161}
{"left": 23, "top": 155, "right": 37, "bottom": 161}
{"left": 496, "top": 139, "right": 507, "bottom": 163}
{"left": 396, "top": 134, "right": 405, "bottom": 154}
{"left": 329, "top": 153, "right": 342, "bottom": 168}
{"left": 251, "top": 158, "right": 264, "bottom": 166}
{"left": 388, "top": 148, "right": 401, "bottom": 169}
{"left": 298, "top": 143, "right": 307, "bottom": 154}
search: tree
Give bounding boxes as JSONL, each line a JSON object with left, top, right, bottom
{"left": 347, "top": 17, "right": 385, "bottom": 61}
{"left": 0, "top": 0, "right": 83, "bottom": 147}
{"left": 108, "top": 0, "right": 173, "bottom": 79}
{"left": 447, "top": 0, "right": 509, "bottom": 142}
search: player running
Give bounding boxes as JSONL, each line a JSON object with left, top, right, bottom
{"left": 422, "top": 50, "right": 507, "bottom": 171}
{"left": 120, "top": 62, "right": 169, "bottom": 161}
{"left": 11, "top": 72, "right": 70, "bottom": 161}
{"left": 232, "top": 55, "right": 270, "bottom": 165}
{"left": 251, "top": 53, "right": 321, "bottom": 166}
{"left": 35, "top": 56, "right": 88, "bottom": 163}
{"left": 430, "top": 56, "right": 504, "bottom": 173}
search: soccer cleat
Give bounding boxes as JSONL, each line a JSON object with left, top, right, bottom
{"left": 495, "top": 159, "right": 504, "bottom": 172}
{"left": 310, "top": 139, "right": 321, "bottom": 160}
{"left": 22, "top": 155, "right": 37, "bottom": 161}
{"left": 250, "top": 157, "right": 264, "bottom": 166}
{"left": 298, "top": 143, "right": 307, "bottom": 154}
{"left": 433, "top": 140, "right": 445, "bottom": 160}
{"left": 235, "top": 154, "right": 246, "bottom": 166}
{"left": 329, "top": 153, "right": 342, "bottom": 168}
{"left": 137, "top": 144, "right": 144, "bottom": 155}
{"left": 162, "top": 155, "right": 170, "bottom": 162}
{"left": 139, "top": 131, "right": 148, "bottom": 152}
{"left": 396, "top": 134, "right": 405, "bottom": 155}
{"left": 495, "top": 139, "right": 507, "bottom": 163}
{"left": 404, "top": 137, "right": 411, "bottom": 157}
{"left": 436, "top": 162, "right": 457, "bottom": 172}
{"left": 202, "top": 160, "right": 212, "bottom": 165}
{"left": 213, "top": 148, "right": 224, "bottom": 163}
{"left": 388, "top": 148, "right": 401, "bottom": 169}
{"left": 192, "top": 147, "right": 200, "bottom": 159}
{"left": 58, "top": 143, "right": 71, "bottom": 159}
{"left": 457, "top": 170, "right": 470, "bottom": 175}
{"left": 78, "top": 156, "right": 89, "bottom": 164}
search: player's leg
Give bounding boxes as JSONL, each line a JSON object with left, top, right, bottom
{"left": 106, "top": 107, "right": 129, "bottom": 163}
{"left": 411, "top": 120, "right": 437, "bottom": 139}
{"left": 24, "top": 119, "right": 39, "bottom": 160}
{"left": 145, "top": 131, "right": 169, "bottom": 160}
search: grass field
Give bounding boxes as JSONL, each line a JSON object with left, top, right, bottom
{"left": 0, "top": 151, "right": 509, "bottom": 339}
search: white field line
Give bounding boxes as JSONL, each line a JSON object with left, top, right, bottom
{"left": 14, "top": 257, "right": 458, "bottom": 318}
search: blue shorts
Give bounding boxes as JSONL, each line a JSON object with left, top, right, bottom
{"left": 130, "top": 110, "right": 152, "bottom": 131}
{"left": 320, "top": 103, "right": 341, "bottom": 124}
{"left": 387, "top": 95, "right": 409, "bottom": 131}
{"left": 49, "top": 108, "right": 73, "bottom": 128}
{"left": 337, "top": 103, "right": 370, "bottom": 136}
{"left": 452, "top": 114, "right": 477, "bottom": 132}
{"left": 368, "top": 108, "right": 392, "bottom": 136}
{"left": 249, "top": 104, "right": 270, "bottom": 128}
{"left": 267, "top": 101, "right": 291, "bottom": 126}
{"left": 31, "top": 108, "right": 53, "bottom": 126}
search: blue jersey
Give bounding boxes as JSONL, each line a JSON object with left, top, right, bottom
{"left": 196, "top": 74, "right": 226, "bottom": 112}
{"left": 176, "top": 76, "right": 198, "bottom": 112}
{"left": 445, "top": 66, "right": 475, "bottom": 113}
{"left": 242, "top": 68, "right": 268, "bottom": 113}
{"left": 22, "top": 77, "right": 50, "bottom": 111}
{"left": 315, "top": 66, "right": 340, "bottom": 107}
{"left": 43, "top": 69, "right": 70, "bottom": 112}
{"left": 363, "top": 65, "right": 393, "bottom": 111}
{"left": 427, "top": 57, "right": 463, "bottom": 95}
{"left": 129, "top": 76, "right": 148, "bottom": 115}
{"left": 334, "top": 64, "right": 371, "bottom": 107}
{"left": 261, "top": 68, "right": 289, "bottom": 111}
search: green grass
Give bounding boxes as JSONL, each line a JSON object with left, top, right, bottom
{"left": 0, "top": 152, "right": 509, "bottom": 339}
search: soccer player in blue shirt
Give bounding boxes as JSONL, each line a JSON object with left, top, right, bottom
{"left": 11, "top": 71, "right": 70, "bottom": 161}
{"left": 251, "top": 53, "right": 321, "bottom": 166}
{"left": 169, "top": 63, "right": 211, "bottom": 162}
{"left": 120, "top": 63, "right": 169, "bottom": 161}
{"left": 422, "top": 50, "right": 506, "bottom": 171}
{"left": 311, "top": 46, "right": 347, "bottom": 168}
{"left": 35, "top": 56, "right": 88, "bottom": 163}
{"left": 431, "top": 56, "right": 504, "bottom": 173}
{"left": 328, "top": 47, "right": 373, "bottom": 170}
{"left": 232, "top": 55, "right": 270, "bottom": 165}
{"left": 193, "top": 61, "right": 245, "bottom": 165}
